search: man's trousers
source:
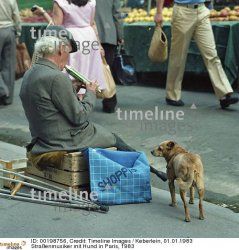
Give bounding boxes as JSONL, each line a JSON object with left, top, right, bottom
{"left": 166, "top": 4, "right": 233, "bottom": 101}
{"left": 0, "top": 27, "right": 16, "bottom": 104}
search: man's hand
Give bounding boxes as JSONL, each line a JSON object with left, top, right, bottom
{"left": 118, "top": 39, "right": 124, "bottom": 45}
{"left": 86, "top": 81, "right": 98, "bottom": 94}
{"left": 72, "top": 80, "right": 84, "bottom": 93}
{"left": 32, "top": 5, "right": 45, "bottom": 16}
{"left": 16, "top": 37, "right": 19, "bottom": 45}
{"left": 154, "top": 12, "right": 163, "bottom": 25}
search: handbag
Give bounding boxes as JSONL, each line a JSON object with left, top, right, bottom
{"left": 112, "top": 46, "right": 137, "bottom": 85}
{"left": 16, "top": 42, "right": 31, "bottom": 79}
{"left": 96, "top": 56, "right": 116, "bottom": 99}
{"left": 148, "top": 25, "right": 168, "bottom": 63}
{"left": 86, "top": 148, "right": 152, "bottom": 205}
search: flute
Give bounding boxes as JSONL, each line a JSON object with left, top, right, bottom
{"left": 65, "top": 65, "right": 101, "bottom": 93}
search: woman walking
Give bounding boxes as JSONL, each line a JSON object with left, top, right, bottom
{"left": 34, "top": 0, "right": 117, "bottom": 113}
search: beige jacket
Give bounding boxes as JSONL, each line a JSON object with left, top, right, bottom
{"left": 0, "top": 0, "right": 21, "bottom": 35}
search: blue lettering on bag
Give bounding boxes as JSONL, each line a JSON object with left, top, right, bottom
{"left": 115, "top": 170, "right": 123, "bottom": 180}
{"left": 110, "top": 175, "right": 118, "bottom": 184}
{"left": 103, "top": 177, "right": 111, "bottom": 187}
{"left": 98, "top": 167, "right": 137, "bottom": 189}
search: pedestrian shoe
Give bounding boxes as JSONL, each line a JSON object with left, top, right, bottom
{"left": 220, "top": 93, "right": 239, "bottom": 109}
{"left": 166, "top": 98, "right": 185, "bottom": 107}
{"left": 0, "top": 95, "right": 8, "bottom": 105}
{"left": 102, "top": 94, "right": 117, "bottom": 113}
{"left": 103, "top": 106, "right": 116, "bottom": 113}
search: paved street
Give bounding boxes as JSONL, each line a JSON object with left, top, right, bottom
{"left": 1, "top": 187, "right": 239, "bottom": 238}
{"left": 0, "top": 79, "right": 239, "bottom": 213}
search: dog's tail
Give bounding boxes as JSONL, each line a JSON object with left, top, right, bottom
{"left": 175, "top": 170, "right": 194, "bottom": 191}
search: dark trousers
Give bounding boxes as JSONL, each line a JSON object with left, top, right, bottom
{"left": 102, "top": 43, "right": 117, "bottom": 110}
{"left": 0, "top": 27, "right": 16, "bottom": 104}
{"left": 102, "top": 43, "right": 117, "bottom": 70}
{"left": 113, "top": 134, "right": 135, "bottom": 152}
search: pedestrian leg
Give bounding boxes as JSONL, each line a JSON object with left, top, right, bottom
{"left": 194, "top": 6, "right": 233, "bottom": 99}
{"left": 166, "top": 6, "right": 196, "bottom": 101}
{"left": 1, "top": 27, "right": 16, "bottom": 105}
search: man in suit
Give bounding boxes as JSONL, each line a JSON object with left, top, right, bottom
{"left": 95, "top": 0, "right": 124, "bottom": 113}
{"left": 20, "top": 25, "right": 131, "bottom": 155}
{"left": 20, "top": 26, "right": 167, "bottom": 181}
{"left": 0, "top": 0, "right": 21, "bottom": 105}
{"left": 95, "top": 0, "right": 123, "bottom": 66}
{"left": 155, "top": 0, "right": 238, "bottom": 109}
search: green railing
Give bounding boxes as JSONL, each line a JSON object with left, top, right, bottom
{"left": 18, "top": 0, "right": 53, "bottom": 10}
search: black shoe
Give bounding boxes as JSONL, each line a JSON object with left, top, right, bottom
{"left": 150, "top": 165, "right": 168, "bottom": 182}
{"left": 166, "top": 98, "right": 185, "bottom": 107}
{"left": 0, "top": 95, "right": 8, "bottom": 105}
{"left": 103, "top": 106, "right": 116, "bottom": 113}
{"left": 103, "top": 94, "right": 117, "bottom": 113}
{"left": 220, "top": 93, "right": 239, "bottom": 109}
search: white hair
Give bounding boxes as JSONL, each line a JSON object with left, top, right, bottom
{"left": 34, "top": 36, "right": 69, "bottom": 57}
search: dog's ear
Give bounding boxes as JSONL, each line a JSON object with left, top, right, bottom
{"left": 167, "top": 141, "right": 175, "bottom": 149}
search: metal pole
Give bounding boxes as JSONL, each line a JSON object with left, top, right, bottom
{"left": 0, "top": 168, "right": 92, "bottom": 204}
{"left": 0, "top": 188, "right": 98, "bottom": 208}
{"left": 0, "top": 170, "right": 109, "bottom": 212}
{"left": 0, "top": 175, "right": 61, "bottom": 194}
{"left": 0, "top": 162, "right": 3, "bottom": 188}
{"left": 147, "top": 0, "right": 152, "bottom": 15}
{"left": 0, "top": 192, "right": 96, "bottom": 211}
{"left": 0, "top": 175, "right": 91, "bottom": 206}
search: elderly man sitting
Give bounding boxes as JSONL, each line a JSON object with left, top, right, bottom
{"left": 20, "top": 26, "right": 167, "bottom": 181}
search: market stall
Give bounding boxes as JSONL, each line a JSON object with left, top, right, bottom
{"left": 124, "top": 21, "right": 239, "bottom": 85}
{"left": 18, "top": 0, "right": 52, "bottom": 56}
{"left": 18, "top": 0, "right": 52, "bottom": 11}
{"left": 123, "top": 3, "right": 239, "bottom": 85}
{"left": 20, "top": 23, "right": 48, "bottom": 57}
{"left": 18, "top": 0, "right": 239, "bottom": 85}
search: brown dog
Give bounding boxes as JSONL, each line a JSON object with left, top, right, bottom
{"left": 151, "top": 140, "right": 205, "bottom": 222}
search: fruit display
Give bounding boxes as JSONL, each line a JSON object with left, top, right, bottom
{"left": 123, "top": 5, "right": 239, "bottom": 24}
{"left": 210, "top": 6, "right": 239, "bottom": 21}
{"left": 124, "top": 7, "right": 173, "bottom": 23}
{"left": 20, "top": 8, "right": 53, "bottom": 23}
